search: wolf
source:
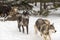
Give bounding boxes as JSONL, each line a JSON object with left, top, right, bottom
{"left": 5, "top": 7, "right": 29, "bottom": 34}
{"left": 34, "top": 19, "right": 56, "bottom": 40}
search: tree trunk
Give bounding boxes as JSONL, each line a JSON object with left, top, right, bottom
{"left": 40, "top": 2, "right": 42, "bottom": 15}
{"left": 53, "top": 0, "right": 55, "bottom": 7}
{"left": 44, "top": 2, "right": 46, "bottom": 9}
{"left": 35, "top": 0, "right": 37, "bottom": 6}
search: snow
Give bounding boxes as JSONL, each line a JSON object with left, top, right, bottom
{"left": 49, "top": 7, "right": 60, "bottom": 14}
{"left": 29, "top": 2, "right": 60, "bottom": 15}
{"left": 0, "top": 15, "right": 60, "bottom": 40}
{"left": 32, "top": 3, "right": 40, "bottom": 11}
{"left": 0, "top": 2, "right": 60, "bottom": 40}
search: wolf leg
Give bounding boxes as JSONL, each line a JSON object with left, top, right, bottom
{"left": 43, "top": 35, "right": 47, "bottom": 40}
{"left": 34, "top": 25, "right": 37, "bottom": 34}
{"left": 48, "top": 35, "right": 51, "bottom": 40}
{"left": 26, "top": 25, "right": 28, "bottom": 34}
{"left": 18, "top": 23, "right": 21, "bottom": 32}
{"left": 22, "top": 25, "right": 24, "bottom": 33}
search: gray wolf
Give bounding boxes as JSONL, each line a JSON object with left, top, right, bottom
{"left": 34, "top": 19, "right": 56, "bottom": 40}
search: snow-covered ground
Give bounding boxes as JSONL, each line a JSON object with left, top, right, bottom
{"left": 0, "top": 2, "right": 60, "bottom": 40}
{"left": 0, "top": 15, "right": 60, "bottom": 40}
